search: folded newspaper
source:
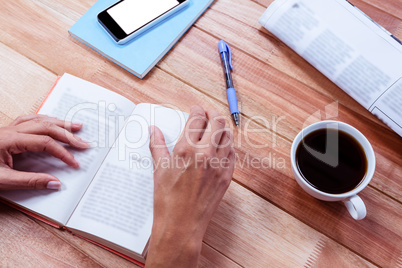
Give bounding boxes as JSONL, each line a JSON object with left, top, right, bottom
{"left": 259, "top": 0, "right": 402, "bottom": 137}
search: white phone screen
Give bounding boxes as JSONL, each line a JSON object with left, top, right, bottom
{"left": 107, "top": 0, "right": 179, "bottom": 35}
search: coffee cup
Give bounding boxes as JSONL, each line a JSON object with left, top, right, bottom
{"left": 290, "top": 121, "right": 375, "bottom": 220}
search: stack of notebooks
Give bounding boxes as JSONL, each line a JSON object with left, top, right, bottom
{"left": 69, "top": 0, "right": 214, "bottom": 78}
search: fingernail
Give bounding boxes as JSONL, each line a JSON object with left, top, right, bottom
{"left": 75, "top": 136, "right": 90, "bottom": 148}
{"left": 77, "top": 136, "right": 90, "bottom": 143}
{"left": 73, "top": 159, "right": 80, "bottom": 168}
{"left": 148, "top": 126, "right": 154, "bottom": 136}
{"left": 47, "top": 181, "right": 61, "bottom": 190}
{"left": 72, "top": 122, "right": 83, "bottom": 128}
{"left": 79, "top": 142, "right": 90, "bottom": 149}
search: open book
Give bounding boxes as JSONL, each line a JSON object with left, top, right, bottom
{"left": 259, "top": 0, "right": 402, "bottom": 137}
{"left": 0, "top": 73, "right": 187, "bottom": 265}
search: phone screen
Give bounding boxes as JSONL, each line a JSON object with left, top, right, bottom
{"left": 107, "top": 0, "right": 180, "bottom": 35}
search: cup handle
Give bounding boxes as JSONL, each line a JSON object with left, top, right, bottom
{"left": 343, "top": 195, "right": 366, "bottom": 220}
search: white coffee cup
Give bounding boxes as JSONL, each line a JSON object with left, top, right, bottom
{"left": 290, "top": 121, "right": 376, "bottom": 220}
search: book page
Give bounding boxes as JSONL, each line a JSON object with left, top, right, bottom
{"left": 259, "top": 0, "right": 402, "bottom": 136}
{"left": 0, "top": 74, "right": 136, "bottom": 225}
{"left": 66, "top": 103, "right": 187, "bottom": 256}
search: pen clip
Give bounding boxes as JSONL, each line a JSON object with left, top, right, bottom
{"left": 219, "top": 40, "right": 233, "bottom": 70}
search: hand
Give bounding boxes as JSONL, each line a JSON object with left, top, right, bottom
{"left": 0, "top": 115, "right": 89, "bottom": 190}
{"left": 146, "top": 106, "right": 235, "bottom": 267}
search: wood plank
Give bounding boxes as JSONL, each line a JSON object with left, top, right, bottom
{"left": 254, "top": 0, "right": 402, "bottom": 23}
{"left": 67, "top": 36, "right": 402, "bottom": 267}
{"left": 0, "top": 42, "right": 141, "bottom": 267}
{"left": 156, "top": 27, "right": 402, "bottom": 267}
{"left": 199, "top": 243, "right": 242, "bottom": 268}
{"left": 0, "top": 37, "right": 368, "bottom": 268}
{"left": 192, "top": 0, "right": 402, "bottom": 204}
{"left": 0, "top": 39, "right": 237, "bottom": 268}
{"left": 38, "top": 222, "right": 140, "bottom": 267}
{"left": 0, "top": 3, "right": 243, "bottom": 266}
{"left": 158, "top": 26, "right": 402, "bottom": 200}
{"left": 31, "top": 0, "right": 95, "bottom": 23}
{"left": 253, "top": 0, "right": 402, "bottom": 38}
{"left": 0, "top": 203, "right": 103, "bottom": 267}
{"left": 194, "top": 0, "right": 402, "bottom": 128}
{"left": 0, "top": 0, "right": 107, "bottom": 82}
{"left": 0, "top": 0, "right": 400, "bottom": 267}
{"left": 3, "top": 180, "right": 378, "bottom": 268}
{"left": 349, "top": 0, "right": 402, "bottom": 37}
{"left": 5, "top": 0, "right": 400, "bottom": 141}
{"left": 11, "top": 0, "right": 400, "bottom": 194}
{"left": 0, "top": 112, "right": 13, "bottom": 128}
{"left": 204, "top": 182, "right": 376, "bottom": 267}
{"left": 33, "top": 1, "right": 402, "bottom": 267}
{"left": 12, "top": 216, "right": 233, "bottom": 267}
{"left": 351, "top": 0, "right": 402, "bottom": 20}
{"left": 0, "top": 43, "right": 56, "bottom": 119}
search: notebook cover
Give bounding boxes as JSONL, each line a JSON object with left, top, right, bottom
{"left": 68, "top": 0, "right": 214, "bottom": 78}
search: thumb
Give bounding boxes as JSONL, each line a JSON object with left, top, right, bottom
{"left": 149, "top": 126, "right": 170, "bottom": 163}
{"left": 0, "top": 168, "right": 61, "bottom": 190}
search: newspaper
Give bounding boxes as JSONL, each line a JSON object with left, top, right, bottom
{"left": 259, "top": 0, "right": 402, "bottom": 137}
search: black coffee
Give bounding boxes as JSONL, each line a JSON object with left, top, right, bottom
{"left": 296, "top": 128, "right": 367, "bottom": 194}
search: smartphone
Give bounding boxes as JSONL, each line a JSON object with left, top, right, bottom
{"left": 98, "top": 0, "right": 189, "bottom": 45}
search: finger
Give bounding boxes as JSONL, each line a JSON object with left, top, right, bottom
{"left": 149, "top": 126, "right": 170, "bottom": 163}
{"left": 0, "top": 168, "right": 61, "bottom": 190}
{"left": 43, "top": 118, "right": 84, "bottom": 132}
{"left": 10, "top": 114, "right": 54, "bottom": 126}
{"left": 15, "top": 120, "right": 88, "bottom": 149}
{"left": 0, "top": 151, "right": 13, "bottom": 168}
{"left": 220, "top": 147, "right": 236, "bottom": 181}
{"left": 11, "top": 133, "right": 79, "bottom": 167}
{"left": 183, "top": 105, "right": 207, "bottom": 143}
{"left": 217, "top": 129, "right": 233, "bottom": 158}
{"left": 201, "top": 110, "right": 226, "bottom": 149}
{"left": 14, "top": 116, "right": 84, "bottom": 133}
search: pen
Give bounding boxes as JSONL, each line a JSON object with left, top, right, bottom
{"left": 218, "top": 40, "right": 240, "bottom": 127}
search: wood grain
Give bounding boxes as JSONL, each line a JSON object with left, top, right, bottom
{"left": 0, "top": 203, "right": 103, "bottom": 267}
{"left": 196, "top": 0, "right": 402, "bottom": 128}
{"left": 0, "top": 0, "right": 401, "bottom": 267}
{"left": 0, "top": 43, "right": 56, "bottom": 119}
{"left": 205, "top": 182, "right": 377, "bottom": 267}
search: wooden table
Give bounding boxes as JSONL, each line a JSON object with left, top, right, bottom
{"left": 0, "top": 0, "right": 401, "bottom": 267}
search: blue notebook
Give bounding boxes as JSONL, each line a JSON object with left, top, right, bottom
{"left": 69, "top": 0, "right": 214, "bottom": 78}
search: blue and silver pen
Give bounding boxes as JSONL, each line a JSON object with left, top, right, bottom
{"left": 218, "top": 40, "right": 240, "bottom": 127}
